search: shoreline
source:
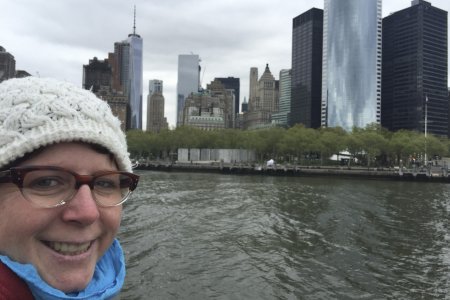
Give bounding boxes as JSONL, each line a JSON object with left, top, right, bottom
{"left": 135, "top": 162, "right": 450, "bottom": 183}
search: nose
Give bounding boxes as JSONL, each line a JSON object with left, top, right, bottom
{"left": 61, "top": 184, "right": 100, "bottom": 225}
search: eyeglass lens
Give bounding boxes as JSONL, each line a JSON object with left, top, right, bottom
{"left": 21, "top": 169, "right": 135, "bottom": 207}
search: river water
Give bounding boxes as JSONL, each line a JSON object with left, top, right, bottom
{"left": 118, "top": 171, "right": 450, "bottom": 299}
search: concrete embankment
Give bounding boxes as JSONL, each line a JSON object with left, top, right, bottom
{"left": 136, "top": 162, "right": 450, "bottom": 182}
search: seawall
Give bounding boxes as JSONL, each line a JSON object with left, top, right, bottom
{"left": 135, "top": 162, "right": 450, "bottom": 183}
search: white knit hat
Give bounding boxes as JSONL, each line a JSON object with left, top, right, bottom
{"left": 0, "top": 77, "right": 132, "bottom": 172}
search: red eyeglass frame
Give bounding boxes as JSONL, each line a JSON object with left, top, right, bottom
{"left": 0, "top": 166, "right": 140, "bottom": 191}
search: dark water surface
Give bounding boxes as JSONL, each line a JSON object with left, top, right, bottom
{"left": 118, "top": 171, "right": 450, "bottom": 299}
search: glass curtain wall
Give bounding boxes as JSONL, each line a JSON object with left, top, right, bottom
{"left": 322, "top": 0, "right": 381, "bottom": 130}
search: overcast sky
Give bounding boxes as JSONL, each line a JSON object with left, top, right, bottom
{"left": 2, "top": 0, "right": 449, "bottom": 128}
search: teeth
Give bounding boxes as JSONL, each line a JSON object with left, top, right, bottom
{"left": 47, "top": 241, "right": 91, "bottom": 255}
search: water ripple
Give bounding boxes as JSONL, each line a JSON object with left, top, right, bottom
{"left": 119, "top": 172, "right": 450, "bottom": 299}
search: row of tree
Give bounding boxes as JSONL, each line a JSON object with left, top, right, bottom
{"left": 126, "top": 124, "right": 450, "bottom": 167}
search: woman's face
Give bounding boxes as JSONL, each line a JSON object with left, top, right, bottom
{"left": 0, "top": 142, "right": 122, "bottom": 292}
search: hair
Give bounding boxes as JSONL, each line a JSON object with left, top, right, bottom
{"left": 0, "top": 143, "right": 117, "bottom": 171}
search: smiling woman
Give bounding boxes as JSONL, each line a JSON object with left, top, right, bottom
{"left": 0, "top": 77, "right": 139, "bottom": 299}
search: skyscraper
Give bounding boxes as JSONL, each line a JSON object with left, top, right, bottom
{"left": 126, "top": 12, "right": 143, "bottom": 130}
{"left": 0, "top": 46, "right": 16, "bottom": 83}
{"left": 147, "top": 79, "right": 168, "bottom": 132}
{"left": 215, "top": 77, "right": 240, "bottom": 114}
{"left": 272, "top": 69, "right": 292, "bottom": 127}
{"left": 113, "top": 42, "right": 130, "bottom": 93}
{"left": 177, "top": 54, "right": 200, "bottom": 127}
{"left": 382, "top": 0, "right": 448, "bottom": 136}
{"left": 112, "top": 7, "right": 143, "bottom": 130}
{"left": 291, "top": 8, "right": 323, "bottom": 128}
{"left": 243, "top": 64, "right": 279, "bottom": 129}
{"left": 248, "top": 67, "right": 258, "bottom": 112}
{"left": 322, "top": 0, "right": 382, "bottom": 130}
{"left": 241, "top": 97, "right": 248, "bottom": 113}
{"left": 257, "top": 64, "right": 278, "bottom": 112}
{"left": 147, "top": 79, "right": 168, "bottom": 133}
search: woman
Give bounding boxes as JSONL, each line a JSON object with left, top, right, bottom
{"left": 0, "top": 77, "right": 139, "bottom": 299}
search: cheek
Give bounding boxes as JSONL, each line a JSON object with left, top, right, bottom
{"left": 96, "top": 207, "right": 122, "bottom": 258}
{"left": 0, "top": 189, "right": 27, "bottom": 236}
{"left": 0, "top": 189, "right": 47, "bottom": 259}
{"left": 100, "top": 207, "right": 122, "bottom": 239}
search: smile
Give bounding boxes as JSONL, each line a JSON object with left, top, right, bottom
{"left": 45, "top": 241, "right": 92, "bottom": 256}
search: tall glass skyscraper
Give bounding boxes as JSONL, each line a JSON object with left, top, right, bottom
{"left": 291, "top": 8, "right": 323, "bottom": 128}
{"left": 126, "top": 32, "right": 143, "bottom": 130}
{"left": 114, "top": 8, "right": 143, "bottom": 131}
{"left": 272, "top": 69, "right": 292, "bottom": 127}
{"left": 321, "top": 0, "right": 382, "bottom": 130}
{"left": 382, "top": 0, "right": 448, "bottom": 137}
{"left": 177, "top": 54, "right": 200, "bottom": 127}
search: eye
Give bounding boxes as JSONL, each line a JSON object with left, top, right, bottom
{"left": 119, "top": 177, "right": 134, "bottom": 189}
{"left": 29, "top": 177, "right": 62, "bottom": 189}
{"left": 94, "top": 178, "right": 119, "bottom": 189}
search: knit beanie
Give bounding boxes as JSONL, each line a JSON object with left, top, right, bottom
{"left": 0, "top": 77, "right": 132, "bottom": 172}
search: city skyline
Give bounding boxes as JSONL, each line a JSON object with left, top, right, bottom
{"left": 2, "top": 0, "right": 450, "bottom": 128}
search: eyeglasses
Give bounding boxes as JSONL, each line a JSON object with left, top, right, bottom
{"left": 0, "top": 166, "right": 140, "bottom": 208}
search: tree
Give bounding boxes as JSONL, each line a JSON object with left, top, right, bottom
{"left": 126, "top": 130, "right": 148, "bottom": 159}
{"left": 388, "top": 130, "right": 423, "bottom": 166}
{"left": 357, "top": 125, "right": 389, "bottom": 167}
{"left": 125, "top": 124, "right": 450, "bottom": 167}
{"left": 318, "top": 127, "right": 347, "bottom": 165}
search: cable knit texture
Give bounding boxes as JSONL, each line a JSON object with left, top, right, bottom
{"left": 0, "top": 77, "right": 132, "bottom": 171}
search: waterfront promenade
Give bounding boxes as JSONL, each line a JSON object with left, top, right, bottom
{"left": 136, "top": 161, "right": 450, "bottom": 182}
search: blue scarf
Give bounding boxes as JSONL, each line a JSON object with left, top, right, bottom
{"left": 0, "top": 239, "right": 125, "bottom": 300}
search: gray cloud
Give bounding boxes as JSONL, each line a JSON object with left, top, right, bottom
{"left": 1, "top": 0, "right": 449, "bottom": 127}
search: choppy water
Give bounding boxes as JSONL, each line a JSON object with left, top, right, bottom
{"left": 118, "top": 171, "right": 450, "bottom": 299}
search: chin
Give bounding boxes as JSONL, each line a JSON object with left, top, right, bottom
{"left": 48, "top": 270, "right": 95, "bottom": 293}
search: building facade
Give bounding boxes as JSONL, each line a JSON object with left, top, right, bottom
{"left": 82, "top": 56, "right": 128, "bottom": 131}
{"left": 258, "top": 64, "right": 279, "bottom": 113}
{"left": 182, "top": 79, "right": 234, "bottom": 130}
{"left": 241, "top": 97, "right": 248, "bottom": 113}
{"left": 248, "top": 67, "right": 259, "bottom": 112}
{"left": 244, "top": 64, "right": 279, "bottom": 129}
{"left": 322, "top": 0, "right": 382, "bottom": 130}
{"left": 177, "top": 54, "right": 201, "bottom": 127}
{"left": 147, "top": 79, "right": 168, "bottom": 132}
{"left": 382, "top": 0, "right": 448, "bottom": 136}
{"left": 215, "top": 77, "right": 240, "bottom": 114}
{"left": 149, "top": 79, "right": 163, "bottom": 97}
{"left": 0, "top": 46, "right": 16, "bottom": 83}
{"left": 104, "top": 93, "right": 128, "bottom": 132}
{"left": 272, "top": 69, "right": 292, "bottom": 127}
{"left": 290, "top": 8, "right": 323, "bottom": 128}
{"left": 147, "top": 92, "right": 168, "bottom": 133}
{"left": 112, "top": 42, "right": 130, "bottom": 93}
{"left": 82, "top": 57, "right": 112, "bottom": 93}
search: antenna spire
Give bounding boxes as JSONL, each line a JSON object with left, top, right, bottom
{"left": 133, "top": 5, "right": 136, "bottom": 35}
